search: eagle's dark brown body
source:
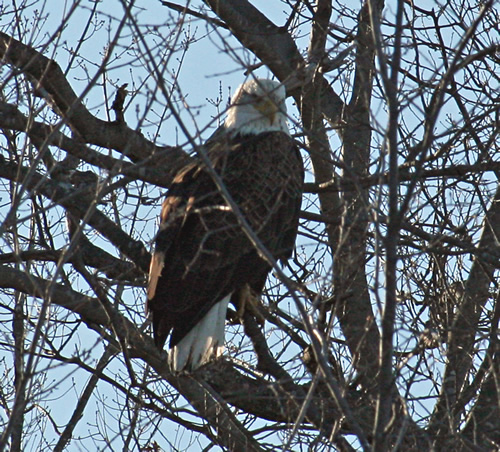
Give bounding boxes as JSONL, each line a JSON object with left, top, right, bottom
{"left": 147, "top": 131, "right": 303, "bottom": 357}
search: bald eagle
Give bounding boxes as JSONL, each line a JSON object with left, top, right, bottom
{"left": 147, "top": 79, "right": 304, "bottom": 372}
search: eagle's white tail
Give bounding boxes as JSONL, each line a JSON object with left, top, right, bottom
{"left": 168, "top": 294, "right": 231, "bottom": 372}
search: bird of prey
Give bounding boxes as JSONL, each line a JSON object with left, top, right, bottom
{"left": 147, "top": 79, "right": 304, "bottom": 372}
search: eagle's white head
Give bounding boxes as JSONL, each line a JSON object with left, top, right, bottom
{"left": 224, "top": 79, "right": 290, "bottom": 136}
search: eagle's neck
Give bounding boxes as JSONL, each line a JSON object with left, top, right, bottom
{"left": 224, "top": 105, "right": 289, "bottom": 136}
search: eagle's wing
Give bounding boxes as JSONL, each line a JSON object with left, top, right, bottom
{"left": 147, "top": 132, "right": 303, "bottom": 352}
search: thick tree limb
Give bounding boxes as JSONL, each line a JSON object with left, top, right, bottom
{"left": 202, "top": 0, "right": 345, "bottom": 126}
{"left": 0, "top": 265, "right": 264, "bottom": 452}
{"left": 300, "top": 1, "right": 343, "bottom": 339}
{"left": 368, "top": 0, "right": 406, "bottom": 447}
{"left": 0, "top": 263, "right": 436, "bottom": 449}
{"left": 0, "top": 265, "right": 351, "bottom": 448}
{"left": 429, "top": 184, "right": 500, "bottom": 443}
{"left": 0, "top": 101, "right": 189, "bottom": 188}
{"left": 0, "top": 32, "right": 185, "bottom": 166}
{"left": 0, "top": 244, "right": 142, "bottom": 283}
{"left": 334, "top": 0, "right": 382, "bottom": 386}
{"left": 0, "top": 158, "right": 150, "bottom": 272}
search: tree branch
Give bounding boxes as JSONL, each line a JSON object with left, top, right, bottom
{"left": 0, "top": 158, "right": 150, "bottom": 272}
{"left": 202, "top": 0, "right": 345, "bottom": 126}
{"left": 0, "top": 32, "right": 184, "bottom": 164}
{"left": 334, "top": 0, "right": 382, "bottom": 386}
{"left": 0, "top": 101, "right": 189, "bottom": 188}
{"left": 0, "top": 265, "right": 264, "bottom": 452}
{"left": 429, "top": 184, "right": 500, "bottom": 442}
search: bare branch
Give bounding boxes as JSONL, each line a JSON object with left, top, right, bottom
{"left": 0, "top": 158, "right": 150, "bottom": 271}
{"left": 203, "top": 0, "right": 345, "bottom": 126}
{"left": 0, "top": 101, "right": 189, "bottom": 187}
{"left": 0, "top": 32, "right": 183, "bottom": 163}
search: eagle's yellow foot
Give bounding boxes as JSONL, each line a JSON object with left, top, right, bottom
{"left": 233, "top": 284, "right": 266, "bottom": 326}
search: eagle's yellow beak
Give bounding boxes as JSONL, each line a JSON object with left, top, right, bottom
{"left": 255, "top": 98, "right": 279, "bottom": 125}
